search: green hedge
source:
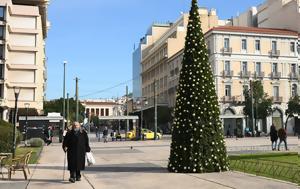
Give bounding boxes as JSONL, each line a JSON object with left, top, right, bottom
{"left": 28, "top": 138, "right": 44, "bottom": 147}
{"left": 0, "top": 120, "right": 22, "bottom": 153}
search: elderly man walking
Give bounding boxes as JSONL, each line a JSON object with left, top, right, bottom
{"left": 63, "top": 122, "right": 91, "bottom": 183}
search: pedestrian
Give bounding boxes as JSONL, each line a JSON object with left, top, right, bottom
{"left": 95, "top": 125, "right": 101, "bottom": 142}
{"left": 226, "top": 125, "right": 231, "bottom": 138}
{"left": 269, "top": 124, "right": 278, "bottom": 151}
{"left": 44, "top": 126, "right": 53, "bottom": 145}
{"left": 62, "top": 122, "right": 91, "bottom": 183}
{"left": 277, "top": 127, "right": 288, "bottom": 151}
{"left": 103, "top": 126, "right": 108, "bottom": 143}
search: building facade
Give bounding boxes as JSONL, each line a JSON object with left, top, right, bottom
{"left": 81, "top": 99, "right": 123, "bottom": 118}
{"left": 232, "top": 0, "right": 300, "bottom": 33}
{"left": 135, "top": 4, "right": 300, "bottom": 135}
{"left": 140, "top": 8, "right": 220, "bottom": 108}
{"left": 0, "top": 0, "right": 49, "bottom": 120}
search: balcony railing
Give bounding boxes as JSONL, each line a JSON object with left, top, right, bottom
{"left": 271, "top": 72, "right": 281, "bottom": 79}
{"left": 269, "top": 50, "right": 280, "bottom": 57}
{"left": 222, "top": 70, "right": 234, "bottom": 78}
{"left": 221, "top": 47, "right": 232, "bottom": 55}
{"left": 222, "top": 96, "right": 235, "bottom": 103}
{"left": 240, "top": 71, "right": 251, "bottom": 78}
{"left": 272, "top": 96, "right": 283, "bottom": 103}
{"left": 254, "top": 71, "right": 265, "bottom": 79}
{"left": 289, "top": 72, "right": 298, "bottom": 80}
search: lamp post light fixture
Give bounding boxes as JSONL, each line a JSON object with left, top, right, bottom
{"left": 12, "top": 87, "right": 21, "bottom": 158}
{"left": 24, "top": 103, "right": 30, "bottom": 146}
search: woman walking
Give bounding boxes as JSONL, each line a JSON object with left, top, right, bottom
{"left": 270, "top": 124, "right": 278, "bottom": 151}
{"left": 63, "top": 122, "right": 91, "bottom": 183}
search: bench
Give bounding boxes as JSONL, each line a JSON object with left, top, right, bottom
{"left": 6, "top": 151, "right": 32, "bottom": 180}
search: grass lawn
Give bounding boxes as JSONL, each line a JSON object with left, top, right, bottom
{"left": 229, "top": 152, "right": 300, "bottom": 184}
{"left": 16, "top": 146, "right": 43, "bottom": 164}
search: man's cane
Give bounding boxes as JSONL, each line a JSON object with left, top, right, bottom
{"left": 63, "top": 151, "right": 66, "bottom": 181}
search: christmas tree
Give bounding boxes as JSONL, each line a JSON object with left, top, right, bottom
{"left": 168, "top": 0, "right": 229, "bottom": 173}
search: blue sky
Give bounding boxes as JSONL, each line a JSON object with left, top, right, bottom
{"left": 46, "top": 0, "right": 263, "bottom": 100}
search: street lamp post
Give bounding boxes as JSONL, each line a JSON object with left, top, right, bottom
{"left": 250, "top": 80, "right": 255, "bottom": 137}
{"left": 12, "top": 87, "right": 21, "bottom": 158}
{"left": 153, "top": 80, "right": 157, "bottom": 140}
{"left": 24, "top": 103, "right": 30, "bottom": 146}
{"left": 138, "top": 97, "right": 148, "bottom": 140}
{"left": 62, "top": 61, "right": 67, "bottom": 134}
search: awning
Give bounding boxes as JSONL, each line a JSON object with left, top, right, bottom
{"left": 98, "top": 116, "right": 139, "bottom": 120}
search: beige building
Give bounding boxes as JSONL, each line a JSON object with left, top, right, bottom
{"left": 137, "top": 4, "right": 300, "bottom": 135}
{"left": 0, "top": 0, "right": 49, "bottom": 120}
{"left": 81, "top": 99, "right": 123, "bottom": 118}
{"left": 141, "top": 8, "right": 220, "bottom": 108}
{"left": 167, "top": 26, "right": 299, "bottom": 135}
{"left": 232, "top": 0, "right": 300, "bottom": 33}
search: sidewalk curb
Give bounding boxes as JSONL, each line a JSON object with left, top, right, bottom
{"left": 231, "top": 170, "right": 299, "bottom": 187}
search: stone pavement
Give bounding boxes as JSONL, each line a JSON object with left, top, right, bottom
{"left": 0, "top": 136, "right": 298, "bottom": 189}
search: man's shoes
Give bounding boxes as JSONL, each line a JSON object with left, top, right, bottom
{"left": 69, "top": 178, "right": 75, "bottom": 183}
{"left": 76, "top": 177, "right": 81, "bottom": 181}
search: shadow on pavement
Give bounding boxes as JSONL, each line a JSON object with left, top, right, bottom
{"left": 32, "top": 163, "right": 168, "bottom": 173}
{"left": 85, "top": 163, "right": 168, "bottom": 173}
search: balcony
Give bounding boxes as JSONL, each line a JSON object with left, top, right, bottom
{"left": 221, "top": 47, "right": 232, "bottom": 55}
{"left": 269, "top": 50, "right": 280, "bottom": 57}
{"left": 222, "top": 70, "right": 234, "bottom": 78}
{"left": 221, "top": 96, "right": 235, "bottom": 103}
{"left": 272, "top": 96, "right": 283, "bottom": 103}
{"left": 289, "top": 72, "right": 299, "bottom": 80}
{"left": 254, "top": 72, "right": 265, "bottom": 79}
{"left": 240, "top": 71, "right": 251, "bottom": 78}
{"left": 271, "top": 72, "right": 281, "bottom": 79}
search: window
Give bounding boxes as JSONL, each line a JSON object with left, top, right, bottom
{"left": 0, "top": 84, "right": 3, "bottom": 99}
{"left": 272, "top": 63, "right": 278, "bottom": 73}
{"left": 86, "top": 109, "right": 90, "bottom": 117}
{"left": 273, "top": 86, "right": 279, "bottom": 97}
{"left": 96, "top": 109, "right": 99, "bottom": 116}
{"left": 0, "top": 45, "right": 3, "bottom": 59}
{"left": 0, "top": 7, "right": 5, "bottom": 21}
{"left": 290, "top": 42, "right": 295, "bottom": 53}
{"left": 255, "top": 40, "right": 260, "bottom": 51}
{"left": 242, "top": 39, "right": 247, "bottom": 50}
{"left": 272, "top": 41, "right": 277, "bottom": 53}
{"left": 0, "top": 26, "right": 4, "bottom": 40}
{"left": 91, "top": 109, "right": 95, "bottom": 115}
{"left": 0, "top": 64, "right": 3, "bottom": 80}
{"left": 225, "top": 85, "right": 231, "bottom": 97}
{"left": 242, "top": 61, "right": 248, "bottom": 73}
{"left": 292, "top": 84, "right": 297, "bottom": 97}
{"left": 101, "top": 108, "right": 104, "bottom": 116}
{"left": 225, "top": 61, "right": 230, "bottom": 74}
{"left": 291, "top": 64, "right": 296, "bottom": 74}
{"left": 256, "top": 62, "right": 261, "bottom": 73}
{"left": 105, "top": 109, "right": 109, "bottom": 116}
{"left": 224, "top": 38, "right": 229, "bottom": 50}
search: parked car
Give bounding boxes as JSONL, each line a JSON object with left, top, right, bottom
{"left": 142, "top": 129, "right": 162, "bottom": 140}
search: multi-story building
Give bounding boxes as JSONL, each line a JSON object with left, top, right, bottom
{"left": 81, "top": 99, "right": 123, "bottom": 118}
{"left": 232, "top": 0, "right": 300, "bottom": 33}
{"left": 0, "top": 0, "right": 49, "bottom": 120}
{"left": 134, "top": 3, "right": 300, "bottom": 135}
{"left": 140, "top": 8, "right": 220, "bottom": 108}
{"left": 169, "top": 26, "right": 299, "bottom": 135}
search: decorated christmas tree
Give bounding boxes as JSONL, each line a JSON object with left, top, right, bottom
{"left": 168, "top": 0, "right": 229, "bottom": 173}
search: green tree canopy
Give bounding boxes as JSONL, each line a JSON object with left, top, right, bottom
{"left": 285, "top": 95, "right": 300, "bottom": 129}
{"left": 168, "top": 0, "right": 229, "bottom": 173}
{"left": 43, "top": 98, "right": 85, "bottom": 123}
{"left": 243, "top": 81, "right": 272, "bottom": 130}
